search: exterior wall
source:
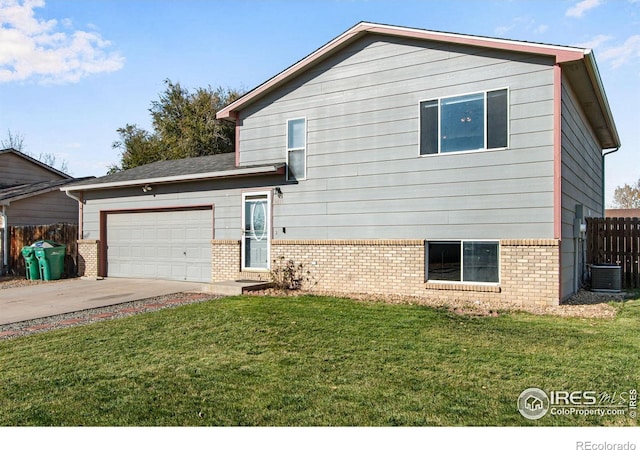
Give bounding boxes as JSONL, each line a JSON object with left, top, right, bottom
{"left": 560, "top": 76, "right": 604, "bottom": 299}
{"left": 78, "top": 35, "right": 571, "bottom": 306}
{"left": 6, "top": 190, "right": 78, "bottom": 226}
{"left": 211, "top": 240, "right": 241, "bottom": 282}
{"left": 238, "top": 34, "right": 557, "bottom": 241}
{"left": 0, "top": 152, "right": 66, "bottom": 186}
{"left": 80, "top": 175, "right": 282, "bottom": 242}
{"left": 211, "top": 238, "right": 560, "bottom": 306}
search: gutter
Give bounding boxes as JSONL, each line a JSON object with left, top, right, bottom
{"left": 61, "top": 164, "right": 285, "bottom": 192}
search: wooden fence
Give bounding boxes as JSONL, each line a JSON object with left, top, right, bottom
{"left": 1, "top": 223, "right": 78, "bottom": 277}
{"left": 586, "top": 217, "right": 640, "bottom": 289}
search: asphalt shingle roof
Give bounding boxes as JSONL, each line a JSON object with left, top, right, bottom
{"left": 0, "top": 178, "right": 88, "bottom": 203}
{"left": 67, "top": 152, "right": 282, "bottom": 189}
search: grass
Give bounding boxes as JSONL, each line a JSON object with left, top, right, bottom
{"left": 0, "top": 294, "right": 639, "bottom": 426}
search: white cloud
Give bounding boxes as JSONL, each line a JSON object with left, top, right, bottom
{"left": 494, "top": 17, "right": 548, "bottom": 37}
{"left": 576, "top": 33, "right": 640, "bottom": 70}
{"left": 566, "top": 0, "right": 602, "bottom": 18}
{"left": 574, "top": 34, "right": 613, "bottom": 50}
{"left": 598, "top": 35, "right": 640, "bottom": 68}
{"left": 0, "top": 0, "right": 124, "bottom": 84}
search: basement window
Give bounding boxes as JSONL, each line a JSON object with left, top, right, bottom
{"left": 426, "top": 241, "right": 499, "bottom": 283}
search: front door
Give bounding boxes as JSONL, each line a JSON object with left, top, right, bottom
{"left": 242, "top": 192, "right": 270, "bottom": 270}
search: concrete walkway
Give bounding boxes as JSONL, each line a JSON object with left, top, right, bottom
{"left": 0, "top": 278, "right": 208, "bottom": 325}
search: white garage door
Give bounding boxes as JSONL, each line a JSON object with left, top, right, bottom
{"left": 106, "top": 208, "right": 212, "bottom": 282}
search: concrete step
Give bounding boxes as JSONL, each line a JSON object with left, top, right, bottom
{"left": 206, "top": 280, "right": 272, "bottom": 296}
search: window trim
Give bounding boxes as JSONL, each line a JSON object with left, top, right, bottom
{"left": 286, "top": 117, "right": 307, "bottom": 181}
{"left": 425, "top": 239, "right": 501, "bottom": 285}
{"left": 419, "top": 88, "right": 509, "bottom": 156}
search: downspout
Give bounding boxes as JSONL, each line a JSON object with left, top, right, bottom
{"left": 64, "top": 190, "right": 83, "bottom": 277}
{"left": 602, "top": 146, "right": 620, "bottom": 214}
{"left": 1, "top": 205, "right": 8, "bottom": 274}
{"left": 64, "top": 190, "right": 83, "bottom": 240}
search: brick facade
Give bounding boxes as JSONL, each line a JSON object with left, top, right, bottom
{"left": 77, "top": 239, "right": 100, "bottom": 279}
{"left": 211, "top": 240, "right": 241, "bottom": 282}
{"left": 78, "top": 237, "right": 560, "bottom": 305}
{"left": 210, "top": 238, "right": 561, "bottom": 306}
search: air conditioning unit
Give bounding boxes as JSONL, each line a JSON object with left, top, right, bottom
{"left": 590, "top": 265, "right": 622, "bottom": 293}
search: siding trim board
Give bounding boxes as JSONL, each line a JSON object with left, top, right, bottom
{"left": 554, "top": 64, "right": 563, "bottom": 241}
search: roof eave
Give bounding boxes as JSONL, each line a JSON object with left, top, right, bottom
{"left": 0, "top": 148, "right": 72, "bottom": 179}
{"left": 0, "top": 184, "right": 68, "bottom": 205}
{"left": 61, "top": 164, "right": 286, "bottom": 192}
{"left": 583, "top": 50, "right": 621, "bottom": 149}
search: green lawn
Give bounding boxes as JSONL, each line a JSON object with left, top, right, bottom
{"left": 1, "top": 294, "right": 638, "bottom": 426}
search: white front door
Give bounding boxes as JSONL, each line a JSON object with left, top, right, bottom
{"left": 241, "top": 192, "right": 271, "bottom": 270}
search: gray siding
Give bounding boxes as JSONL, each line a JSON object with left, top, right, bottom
{"left": 7, "top": 191, "right": 78, "bottom": 226}
{"left": 81, "top": 176, "right": 282, "bottom": 241}
{"left": 0, "top": 153, "right": 66, "bottom": 185}
{"left": 238, "top": 34, "right": 557, "bottom": 240}
{"left": 560, "top": 76, "right": 604, "bottom": 299}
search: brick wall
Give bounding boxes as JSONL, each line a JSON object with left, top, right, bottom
{"left": 271, "top": 239, "right": 425, "bottom": 296}
{"left": 211, "top": 238, "right": 561, "bottom": 306}
{"left": 77, "top": 239, "right": 99, "bottom": 279}
{"left": 500, "top": 239, "right": 560, "bottom": 306}
{"left": 211, "top": 240, "right": 241, "bottom": 282}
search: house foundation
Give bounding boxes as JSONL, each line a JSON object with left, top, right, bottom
{"left": 210, "top": 238, "right": 561, "bottom": 306}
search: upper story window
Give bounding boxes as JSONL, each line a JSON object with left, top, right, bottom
{"left": 286, "top": 118, "right": 306, "bottom": 181}
{"left": 420, "top": 89, "right": 508, "bottom": 155}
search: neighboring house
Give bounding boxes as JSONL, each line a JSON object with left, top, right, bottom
{"left": 62, "top": 22, "right": 620, "bottom": 306}
{"left": 0, "top": 148, "right": 82, "bottom": 273}
{"left": 605, "top": 209, "right": 640, "bottom": 218}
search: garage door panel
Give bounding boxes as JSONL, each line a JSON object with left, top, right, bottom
{"left": 107, "top": 208, "right": 212, "bottom": 282}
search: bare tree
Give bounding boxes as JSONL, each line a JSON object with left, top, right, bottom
{"left": 1, "top": 130, "right": 71, "bottom": 174}
{"left": 0, "top": 129, "right": 25, "bottom": 151}
{"left": 612, "top": 178, "right": 640, "bottom": 209}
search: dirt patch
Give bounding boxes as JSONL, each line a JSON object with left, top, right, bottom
{"left": 561, "top": 289, "right": 628, "bottom": 305}
{"left": 251, "top": 288, "right": 633, "bottom": 319}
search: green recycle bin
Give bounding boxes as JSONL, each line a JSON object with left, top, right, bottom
{"left": 21, "top": 246, "right": 41, "bottom": 280}
{"left": 33, "top": 240, "right": 66, "bottom": 281}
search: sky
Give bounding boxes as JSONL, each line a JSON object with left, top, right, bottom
{"left": 0, "top": 0, "right": 639, "bottom": 206}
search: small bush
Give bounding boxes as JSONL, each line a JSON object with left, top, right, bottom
{"left": 270, "top": 256, "right": 310, "bottom": 290}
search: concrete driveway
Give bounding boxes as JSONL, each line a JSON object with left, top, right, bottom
{"left": 0, "top": 278, "right": 208, "bottom": 325}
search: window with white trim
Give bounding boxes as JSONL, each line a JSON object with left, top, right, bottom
{"left": 286, "top": 118, "right": 306, "bottom": 181}
{"left": 426, "top": 241, "right": 499, "bottom": 283}
{"left": 420, "top": 89, "right": 508, "bottom": 155}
